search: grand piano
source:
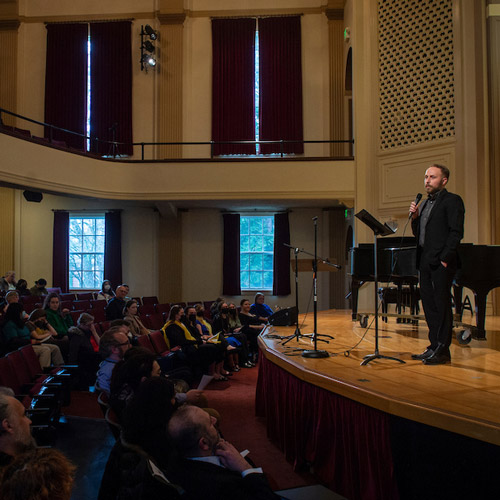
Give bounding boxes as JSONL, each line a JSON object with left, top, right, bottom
{"left": 349, "top": 240, "right": 500, "bottom": 339}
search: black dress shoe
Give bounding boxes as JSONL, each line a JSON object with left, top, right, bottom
{"left": 423, "top": 344, "right": 451, "bottom": 365}
{"left": 411, "top": 347, "right": 434, "bottom": 360}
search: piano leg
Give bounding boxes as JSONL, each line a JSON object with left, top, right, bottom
{"left": 472, "top": 291, "right": 488, "bottom": 340}
{"left": 351, "top": 280, "right": 360, "bottom": 321}
{"left": 453, "top": 284, "right": 464, "bottom": 321}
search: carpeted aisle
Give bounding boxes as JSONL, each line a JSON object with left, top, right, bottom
{"left": 203, "top": 365, "right": 316, "bottom": 491}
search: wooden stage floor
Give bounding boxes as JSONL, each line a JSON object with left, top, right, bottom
{"left": 258, "top": 309, "right": 500, "bottom": 447}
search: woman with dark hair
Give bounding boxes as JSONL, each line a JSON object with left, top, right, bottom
{"left": 43, "top": 293, "right": 73, "bottom": 338}
{"left": 162, "top": 306, "right": 227, "bottom": 381}
{"left": 15, "top": 278, "right": 31, "bottom": 297}
{"left": 123, "top": 299, "right": 150, "bottom": 337}
{"left": 239, "top": 299, "right": 266, "bottom": 363}
{"left": 2, "top": 303, "right": 63, "bottom": 367}
{"left": 26, "top": 307, "right": 69, "bottom": 360}
{"left": 97, "top": 280, "right": 115, "bottom": 301}
{"left": 98, "top": 377, "right": 182, "bottom": 500}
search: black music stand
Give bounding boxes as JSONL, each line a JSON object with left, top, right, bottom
{"left": 355, "top": 209, "right": 406, "bottom": 366}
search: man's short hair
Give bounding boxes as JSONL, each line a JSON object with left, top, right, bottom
{"left": 0, "top": 393, "right": 14, "bottom": 437}
{"left": 110, "top": 319, "right": 130, "bottom": 328}
{"left": 431, "top": 163, "right": 450, "bottom": 181}
{"left": 5, "top": 291, "right": 19, "bottom": 303}
{"left": 168, "top": 405, "right": 207, "bottom": 457}
{"left": 99, "top": 328, "right": 126, "bottom": 358}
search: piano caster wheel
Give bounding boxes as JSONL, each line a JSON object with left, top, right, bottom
{"left": 457, "top": 329, "right": 472, "bottom": 345}
{"left": 360, "top": 315, "right": 368, "bottom": 328}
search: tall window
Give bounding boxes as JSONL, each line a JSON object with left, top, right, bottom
{"left": 69, "top": 216, "right": 105, "bottom": 289}
{"left": 240, "top": 216, "right": 274, "bottom": 290}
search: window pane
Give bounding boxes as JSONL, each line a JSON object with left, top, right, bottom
{"left": 240, "top": 235, "right": 249, "bottom": 253}
{"left": 83, "top": 271, "right": 95, "bottom": 288}
{"left": 263, "top": 217, "right": 274, "bottom": 234}
{"left": 83, "top": 219, "right": 95, "bottom": 235}
{"left": 83, "top": 254, "right": 94, "bottom": 271}
{"left": 240, "top": 217, "right": 249, "bottom": 235}
{"left": 70, "top": 219, "right": 82, "bottom": 236}
{"left": 263, "top": 235, "right": 274, "bottom": 252}
{"left": 70, "top": 271, "right": 82, "bottom": 288}
{"left": 69, "top": 236, "right": 81, "bottom": 253}
{"left": 240, "top": 271, "right": 249, "bottom": 289}
{"left": 263, "top": 271, "right": 273, "bottom": 289}
{"left": 262, "top": 254, "right": 273, "bottom": 271}
{"left": 69, "top": 253, "right": 82, "bottom": 271}
{"left": 95, "top": 218, "right": 105, "bottom": 235}
{"left": 250, "top": 272, "right": 262, "bottom": 289}
{"left": 96, "top": 236, "right": 105, "bottom": 253}
{"left": 249, "top": 218, "right": 263, "bottom": 234}
{"left": 95, "top": 254, "right": 104, "bottom": 269}
{"left": 83, "top": 236, "right": 95, "bottom": 253}
{"left": 240, "top": 254, "right": 249, "bottom": 271}
{"left": 249, "top": 254, "right": 262, "bottom": 271}
{"left": 249, "top": 235, "right": 262, "bottom": 252}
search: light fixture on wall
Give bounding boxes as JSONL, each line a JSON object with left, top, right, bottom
{"left": 140, "top": 24, "right": 158, "bottom": 72}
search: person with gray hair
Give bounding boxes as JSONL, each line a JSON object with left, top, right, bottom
{"left": 0, "top": 391, "right": 36, "bottom": 470}
{"left": 96, "top": 328, "right": 131, "bottom": 393}
{"left": 0, "top": 271, "right": 16, "bottom": 292}
{"left": 167, "top": 405, "right": 280, "bottom": 500}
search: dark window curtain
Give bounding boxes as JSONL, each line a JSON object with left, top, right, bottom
{"left": 212, "top": 18, "right": 256, "bottom": 156}
{"left": 90, "top": 22, "right": 132, "bottom": 156}
{"left": 104, "top": 211, "right": 122, "bottom": 287}
{"left": 45, "top": 24, "right": 88, "bottom": 150}
{"left": 259, "top": 16, "right": 304, "bottom": 155}
{"left": 53, "top": 212, "right": 69, "bottom": 293}
{"left": 273, "top": 213, "right": 291, "bottom": 295}
{"left": 223, "top": 214, "right": 241, "bottom": 295}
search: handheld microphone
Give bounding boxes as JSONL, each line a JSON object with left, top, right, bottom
{"left": 409, "top": 193, "right": 422, "bottom": 219}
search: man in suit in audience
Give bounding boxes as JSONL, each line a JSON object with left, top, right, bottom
{"left": 167, "top": 405, "right": 280, "bottom": 500}
{"left": 409, "top": 164, "right": 465, "bottom": 365}
{"left": 105, "top": 285, "right": 128, "bottom": 321}
{"left": 0, "top": 389, "right": 36, "bottom": 470}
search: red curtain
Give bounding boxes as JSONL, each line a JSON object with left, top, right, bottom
{"left": 45, "top": 24, "right": 88, "bottom": 150}
{"left": 90, "top": 22, "right": 132, "bottom": 156}
{"left": 104, "top": 211, "right": 122, "bottom": 287}
{"left": 212, "top": 18, "right": 256, "bottom": 156}
{"left": 223, "top": 214, "right": 241, "bottom": 296}
{"left": 273, "top": 213, "right": 291, "bottom": 295}
{"left": 256, "top": 355, "right": 400, "bottom": 500}
{"left": 259, "top": 16, "right": 304, "bottom": 155}
{"left": 53, "top": 211, "right": 69, "bottom": 292}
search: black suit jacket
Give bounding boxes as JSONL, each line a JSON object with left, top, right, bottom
{"left": 168, "top": 458, "right": 281, "bottom": 500}
{"left": 411, "top": 189, "right": 465, "bottom": 268}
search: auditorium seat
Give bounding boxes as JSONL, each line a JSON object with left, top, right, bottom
{"left": 141, "top": 296, "right": 159, "bottom": 306}
{"left": 136, "top": 333, "right": 155, "bottom": 353}
{"left": 91, "top": 308, "right": 106, "bottom": 323}
{"left": 61, "top": 300, "right": 73, "bottom": 311}
{"left": 70, "top": 310, "right": 84, "bottom": 324}
{"left": 90, "top": 300, "right": 106, "bottom": 311}
{"left": 138, "top": 304, "right": 155, "bottom": 316}
{"left": 149, "top": 330, "right": 172, "bottom": 357}
{"left": 146, "top": 313, "right": 164, "bottom": 331}
{"left": 156, "top": 303, "right": 171, "bottom": 316}
{"left": 77, "top": 292, "right": 94, "bottom": 301}
{"left": 73, "top": 299, "right": 91, "bottom": 311}
{"left": 60, "top": 293, "right": 76, "bottom": 302}
{"left": 99, "top": 321, "right": 111, "bottom": 334}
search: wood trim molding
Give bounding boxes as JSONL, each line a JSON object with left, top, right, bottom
{"left": 325, "top": 8, "right": 343, "bottom": 21}
{"left": 158, "top": 13, "right": 186, "bottom": 25}
{"left": 0, "top": 19, "right": 19, "bottom": 31}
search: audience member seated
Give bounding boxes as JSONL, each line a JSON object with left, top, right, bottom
{"left": 2, "top": 303, "right": 62, "bottom": 368}
{"left": 29, "top": 278, "right": 48, "bottom": 297}
{"left": 1, "top": 291, "right": 28, "bottom": 319}
{"left": 43, "top": 293, "right": 73, "bottom": 339}
{"left": 167, "top": 405, "right": 280, "bottom": 500}
{"left": 96, "top": 328, "right": 132, "bottom": 394}
{"left": 0, "top": 388, "right": 37, "bottom": 472}
{"left": 0, "top": 448, "right": 75, "bottom": 500}
{"left": 0, "top": 271, "right": 16, "bottom": 292}
{"left": 98, "top": 377, "right": 183, "bottom": 500}
{"left": 210, "top": 297, "right": 224, "bottom": 318}
{"left": 15, "top": 279, "right": 31, "bottom": 297}
{"left": 250, "top": 292, "right": 274, "bottom": 321}
{"left": 67, "top": 313, "right": 101, "bottom": 389}
{"left": 239, "top": 299, "right": 266, "bottom": 363}
{"left": 123, "top": 299, "right": 150, "bottom": 337}
{"left": 97, "top": 279, "right": 115, "bottom": 301}
{"left": 26, "top": 308, "right": 68, "bottom": 360}
{"left": 162, "top": 306, "right": 227, "bottom": 381}
{"left": 199, "top": 303, "right": 242, "bottom": 372}
{"left": 105, "top": 285, "right": 128, "bottom": 321}
{"left": 109, "top": 319, "right": 132, "bottom": 339}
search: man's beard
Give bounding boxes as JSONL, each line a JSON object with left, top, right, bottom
{"left": 13, "top": 429, "right": 37, "bottom": 454}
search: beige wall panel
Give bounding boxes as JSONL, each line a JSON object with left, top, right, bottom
{"left": 0, "top": 28, "right": 17, "bottom": 127}
{"left": 0, "top": 134, "right": 355, "bottom": 201}
{"left": 158, "top": 214, "right": 183, "bottom": 303}
{"left": 0, "top": 187, "right": 15, "bottom": 274}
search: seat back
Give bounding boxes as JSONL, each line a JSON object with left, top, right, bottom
{"left": 6, "top": 350, "right": 32, "bottom": 387}
{"left": 18, "top": 344, "right": 43, "bottom": 379}
{"left": 156, "top": 303, "right": 171, "bottom": 316}
{"left": 136, "top": 334, "right": 155, "bottom": 354}
{"left": 77, "top": 292, "right": 94, "bottom": 301}
{"left": 141, "top": 296, "right": 159, "bottom": 306}
{"left": 149, "top": 330, "right": 170, "bottom": 356}
{"left": 0, "top": 356, "right": 22, "bottom": 393}
{"left": 60, "top": 293, "right": 76, "bottom": 302}
{"left": 90, "top": 299, "right": 106, "bottom": 311}
{"left": 147, "top": 313, "right": 164, "bottom": 331}
{"left": 73, "top": 299, "right": 91, "bottom": 311}
{"left": 138, "top": 304, "right": 155, "bottom": 316}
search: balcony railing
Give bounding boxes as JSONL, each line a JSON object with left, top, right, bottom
{"left": 0, "top": 108, "right": 354, "bottom": 161}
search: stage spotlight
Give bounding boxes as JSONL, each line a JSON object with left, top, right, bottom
{"left": 144, "top": 24, "right": 157, "bottom": 40}
{"left": 143, "top": 40, "right": 155, "bottom": 53}
{"left": 141, "top": 53, "right": 156, "bottom": 68}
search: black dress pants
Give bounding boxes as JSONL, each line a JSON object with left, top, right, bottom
{"left": 418, "top": 260, "right": 455, "bottom": 349}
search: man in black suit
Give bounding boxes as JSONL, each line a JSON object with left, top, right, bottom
{"left": 409, "top": 164, "right": 465, "bottom": 365}
{"left": 167, "top": 405, "right": 280, "bottom": 500}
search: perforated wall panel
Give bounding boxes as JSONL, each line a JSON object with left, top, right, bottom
{"left": 378, "top": 0, "right": 455, "bottom": 150}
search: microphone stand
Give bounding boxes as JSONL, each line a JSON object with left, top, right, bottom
{"left": 281, "top": 244, "right": 313, "bottom": 345}
{"left": 302, "top": 217, "right": 336, "bottom": 359}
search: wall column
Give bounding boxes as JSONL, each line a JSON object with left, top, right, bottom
{"left": 325, "top": 6, "right": 345, "bottom": 157}
{"left": 0, "top": 19, "right": 20, "bottom": 127}
{"left": 156, "top": 12, "right": 185, "bottom": 159}
{"left": 158, "top": 213, "right": 183, "bottom": 303}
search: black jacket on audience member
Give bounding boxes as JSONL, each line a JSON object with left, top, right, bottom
{"left": 105, "top": 297, "right": 126, "bottom": 321}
